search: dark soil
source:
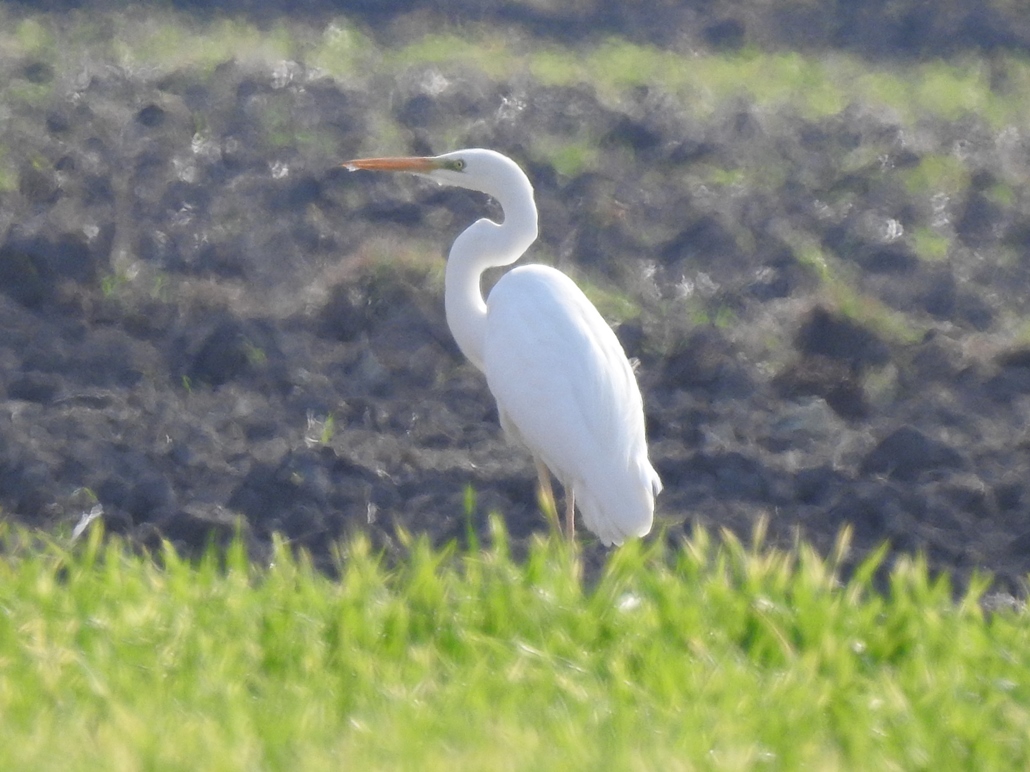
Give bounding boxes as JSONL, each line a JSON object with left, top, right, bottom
{"left": 4, "top": 2, "right": 1030, "bottom": 594}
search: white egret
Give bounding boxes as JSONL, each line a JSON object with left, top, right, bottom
{"left": 345, "top": 149, "right": 661, "bottom": 545}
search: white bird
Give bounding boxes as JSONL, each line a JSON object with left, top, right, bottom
{"left": 345, "top": 148, "right": 661, "bottom": 545}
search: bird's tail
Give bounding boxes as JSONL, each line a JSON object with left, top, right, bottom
{"left": 578, "top": 456, "right": 661, "bottom": 547}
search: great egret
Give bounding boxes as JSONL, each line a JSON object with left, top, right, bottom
{"left": 345, "top": 148, "right": 661, "bottom": 545}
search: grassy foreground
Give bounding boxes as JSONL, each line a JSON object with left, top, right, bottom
{"left": 0, "top": 522, "right": 1028, "bottom": 770}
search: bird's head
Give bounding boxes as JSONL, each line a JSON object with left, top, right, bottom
{"left": 344, "top": 148, "right": 530, "bottom": 203}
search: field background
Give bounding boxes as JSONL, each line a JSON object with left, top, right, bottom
{"left": 3, "top": 1, "right": 1030, "bottom": 766}
{"left": 1, "top": 0, "right": 1030, "bottom": 589}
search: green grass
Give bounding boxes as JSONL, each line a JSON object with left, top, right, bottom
{"left": 4, "top": 9, "right": 1030, "bottom": 179}
{"left": 111, "top": 15, "right": 297, "bottom": 73}
{"left": 308, "top": 20, "right": 377, "bottom": 82}
{"left": 1, "top": 521, "right": 1028, "bottom": 770}
{"left": 901, "top": 154, "right": 970, "bottom": 198}
{"left": 910, "top": 227, "right": 952, "bottom": 262}
{"left": 531, "top": 136, "right": 601, "bottom": 177}
{"left": 576, "top": 275, "right": 641, "bottom": 323}
{"left": 11, "top": 16, "right": 56, "bottom": 56}
{"left": 791, "top": 238, "right": 924, "bottom": 345}
{"left": 6, "top": 8, "right": 1025, "bottom": 132}
{"left": 0, "top": 145, "right": 17, "bottom": 194}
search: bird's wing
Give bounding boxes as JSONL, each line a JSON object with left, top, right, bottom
{"left": 482, "top": 264, "right": 645, "bottom": 487}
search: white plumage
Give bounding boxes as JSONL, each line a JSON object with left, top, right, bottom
{"left": 346, "top": 148, "right": 661, "bottom": 544}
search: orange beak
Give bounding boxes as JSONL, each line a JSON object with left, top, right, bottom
{"left": 343, "top": 156, "right": 439, "bottom": 173}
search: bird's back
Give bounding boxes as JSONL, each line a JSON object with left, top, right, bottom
{"left": 482, "top": 264, "right": 661, "bottom": 545}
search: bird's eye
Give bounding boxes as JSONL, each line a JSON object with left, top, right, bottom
{"left": 450, "top": 159, "right": 466, "bottom": 172}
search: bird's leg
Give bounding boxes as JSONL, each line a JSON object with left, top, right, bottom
{"left": 534, "top": 458, "right": 560, "bottom": 535}
{"left": 564, "top": 487, "right": 576, "bottom": 543}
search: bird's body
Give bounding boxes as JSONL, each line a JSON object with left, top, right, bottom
{"left": 485, "top": 264, "right": 658, "bottom": 544}
{"left": 346, "top": 148, "right": 661, "bottom": 545}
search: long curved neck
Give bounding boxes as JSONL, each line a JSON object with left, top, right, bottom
{"left": 445, "top": 188, "right": 537, "bottom": 372}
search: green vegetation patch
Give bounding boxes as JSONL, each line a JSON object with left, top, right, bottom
{"left": 902, "top": 153, "right": 970, "bottom": 197}
{"left": 575, "top": 274, "right": 641, "bottom": 323}
{"left": 387, "top": 29, "right": 521, "bottom": 81}
{"left": 10, "top": 16, "right": 57, "bottom": 57}
{"left": 792, "top": 238, "right": 924, "bottom": 344}
{"left": 112, "top": 15, "right": 297, "bottom": 73}
{"left": 910, "top": 226, "right": 952, "bottom": 262}
{"left": 530, "top": 134, "right": 601, "bottom": 177}
{"left": 0, "top": 145, "right": 17, "bottom": 194}
{"left": 1, "top": 522, "right": 1028, "bottom": 770}
{"left": 308, "top": 20, "right": 377, "bottom": 82}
